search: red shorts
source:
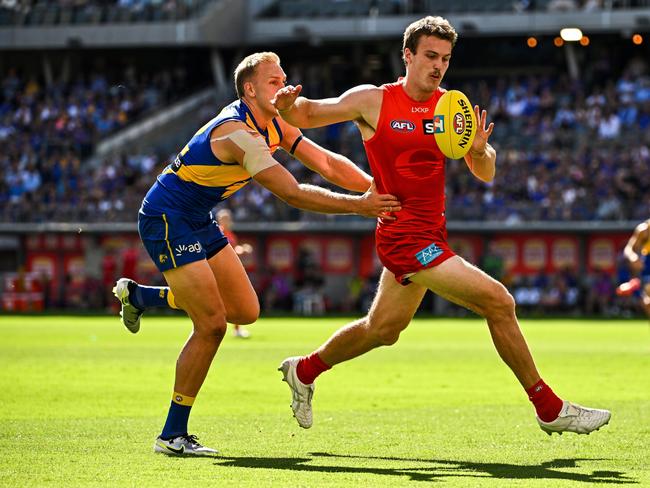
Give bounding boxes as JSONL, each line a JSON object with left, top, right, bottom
{"left": 375, "top": 228, "right": 456, "bottom": 285}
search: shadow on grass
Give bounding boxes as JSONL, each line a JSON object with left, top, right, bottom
{"left": 214, "top": 452, "right": 636, "bottom": 484}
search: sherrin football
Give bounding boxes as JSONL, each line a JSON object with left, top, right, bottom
{"left": 433, "top": 89, "right": 477, "bottom": 159}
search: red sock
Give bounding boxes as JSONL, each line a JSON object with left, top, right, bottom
{"left": 296, "top": 352, "right": 331, "bottom": 385}
{"left": 526, "top": 379, "right": 564, "bottom": 422}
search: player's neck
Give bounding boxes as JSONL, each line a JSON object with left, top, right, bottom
{"left": 402, "top": 76, "right": 436, "bottom": 102}
{"left": 241, "top": 97, "right": 273, "bottom": 128}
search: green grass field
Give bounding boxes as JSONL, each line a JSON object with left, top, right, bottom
{"left": 1, "top": 316, "right": 649, "bottom": 487}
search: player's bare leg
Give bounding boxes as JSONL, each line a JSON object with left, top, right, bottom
{"left": 411, "top": 256, "right": 540, "bottom": 388}
{"left": 164, "top": 260, "right": 229, "bottom": 396}
{"left": 208, "top": 246, "right": 258, "bottom": 339}
{"left": 410, "top": 256, "right": 610, "bottom": 435}
{"left": 207, "top": 244, "right": 260, "bottom": 326}
{"left": 153, "top": 259, "right": 228, "bottom": 456}
{"left": 279, "top": 268, "right": 426, "bottom": 428}
{"left": 318, "top": 268, "right": 426, "bottom": 365}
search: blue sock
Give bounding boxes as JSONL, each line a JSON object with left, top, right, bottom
{"left": 130, "top": 284, "right": 171, "bottom": 310}
{"left": 160, "top": 392, "right": 194, "bottom": 439}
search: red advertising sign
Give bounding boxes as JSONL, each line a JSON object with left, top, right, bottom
{"left": 266, "top": 237, "right": 294, "bottom": 272}
{"left": 324, "top": 238, "right": 354, "bottom": 273}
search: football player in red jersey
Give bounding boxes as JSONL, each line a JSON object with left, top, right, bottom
{"left": 273, "top": 16, "right": 610, "bottom": 436}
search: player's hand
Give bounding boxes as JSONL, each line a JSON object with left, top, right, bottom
{"left": 469, "top": 105, "right": 494, "bottom": 157}
{"left": 358, "top": 180, "right": 401, "bottom": 220}
{"left": 271, "top": 84, "right": 302, "bottom": 113}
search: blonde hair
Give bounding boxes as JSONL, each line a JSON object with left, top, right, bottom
{"left": 234, "top": 52, "right": 281, "bottom": 98}
{"left": 402, "top": 16, "right": 457, "bottom": 66}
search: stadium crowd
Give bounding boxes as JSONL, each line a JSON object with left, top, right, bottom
{"left": 0, "top": 0, "right": 210, "bottom": 25}
{"left": 2, "top": 54, "right": 649, "bottom": 223}
{"left": 0, "top": 66, "right": 198, "bottom": 222}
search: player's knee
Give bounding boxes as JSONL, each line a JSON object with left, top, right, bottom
{"left": 247, "top": 299, "right": 261, "bottom": 323}
{"left": 376, "top": 328, "right": 402, "bottom": 346}
{"left": 228, "top": 300, "right": 260, "bottom": 325}
{"left": 484, "top": 284, "right": 516, "bottom": 319}
{"left": 194, "top": 313, "right": 228, "bottom": 339}
{"left": 370, "top": 318, "right": 409, "bottom": 346}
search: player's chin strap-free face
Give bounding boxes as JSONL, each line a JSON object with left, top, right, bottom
{"left": 211, "top": 129, "right": 278, "bottom": 176}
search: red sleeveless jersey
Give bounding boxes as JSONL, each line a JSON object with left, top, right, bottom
{"left": 363, "top": 80, "right": 455, "bottom": 283}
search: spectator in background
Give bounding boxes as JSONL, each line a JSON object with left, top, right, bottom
{"left": 585, "top": 269, "right": 615, "bottom": 316}
{"left": 293, "top": 247, "right": 325, "bottom": 316}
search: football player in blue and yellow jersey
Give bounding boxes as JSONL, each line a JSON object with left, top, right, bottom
{"left": 617, "top": 218, "right": 650, "bottom": 317}
{"left": 112, "top": 52, "right": 402, "bottom": 456}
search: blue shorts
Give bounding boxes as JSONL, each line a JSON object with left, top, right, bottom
{"left": 138, "top": 210, "right": 228, "bottom": 273}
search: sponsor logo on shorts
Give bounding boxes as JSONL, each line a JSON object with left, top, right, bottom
{"left": 453, "top": 112, "right": 465, "bottom": 134}
{"left": 415, "top": 242, "right": 443, "bottom": 266}
{"left": 175, "top": 242, "right": 202, "bottom": 257}
{"left": 159, "top": 254, "right": 168, "bottom": 264}
{"left": 390, "top": 120, "right": 416, "bottom": 132}
{"left": 423, "top": 116, "right": 445, "bottom": 134}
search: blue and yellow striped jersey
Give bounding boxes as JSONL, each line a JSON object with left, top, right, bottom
{"left": 141, "top": 99, "right": 283, "bottom": 218}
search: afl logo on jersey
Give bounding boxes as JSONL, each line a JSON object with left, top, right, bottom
{"left": 453, "top": 113, "right": 465, "bottom": 135}
{"left": 390, "top": 120, "right": 416, "bottom": 132}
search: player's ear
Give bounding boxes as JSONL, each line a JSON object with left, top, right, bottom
{"left": 244, "top": 80, "right": 255, "bottom": 98}
{"left": 403, "top": 48, "right": 413, "bottom": 65}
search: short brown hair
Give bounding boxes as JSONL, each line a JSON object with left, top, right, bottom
{"left": 234, "top": 52, "right": 280, "bottom": 98}
{"left": 402, "top": 16, "right": 457, "bottom": 65}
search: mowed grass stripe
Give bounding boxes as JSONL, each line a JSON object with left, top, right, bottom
{"left": 0, "top": 316, "right": 648, "bottom": 487}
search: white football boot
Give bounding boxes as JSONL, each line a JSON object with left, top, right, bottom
{"left": 154, "top": 434, "right": 218, "bottom": 456}
{"left": 537, "top": 401, "right": 611, "bottom": 435}
{"left": 278, "top": 357, "right": 314, "bottom": 429}
{"left": 112, "top": 278, "right": 144, "bottom": 333}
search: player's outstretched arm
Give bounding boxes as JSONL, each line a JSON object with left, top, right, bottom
{"left": 211, "top": 120, "right": 399, "bottom": 218}
{"left": 464, "top": 105, "right": 496, "bottom": 183}
{"left": 254, "top": 165, "right": 400, "bottom": 219}
{"left": 279, "top": 123, "right": 372, "bottom": 193}
{"left": 272, "top": 84, "right": 381, "bottom": 129}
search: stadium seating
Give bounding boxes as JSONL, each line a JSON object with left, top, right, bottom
{"left": 0, "top": 0, "right": 213, "bottom": 26}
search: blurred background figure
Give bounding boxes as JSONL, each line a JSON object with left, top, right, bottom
{"left": 616, "top": 218, "right": 650, "bottom": 318}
